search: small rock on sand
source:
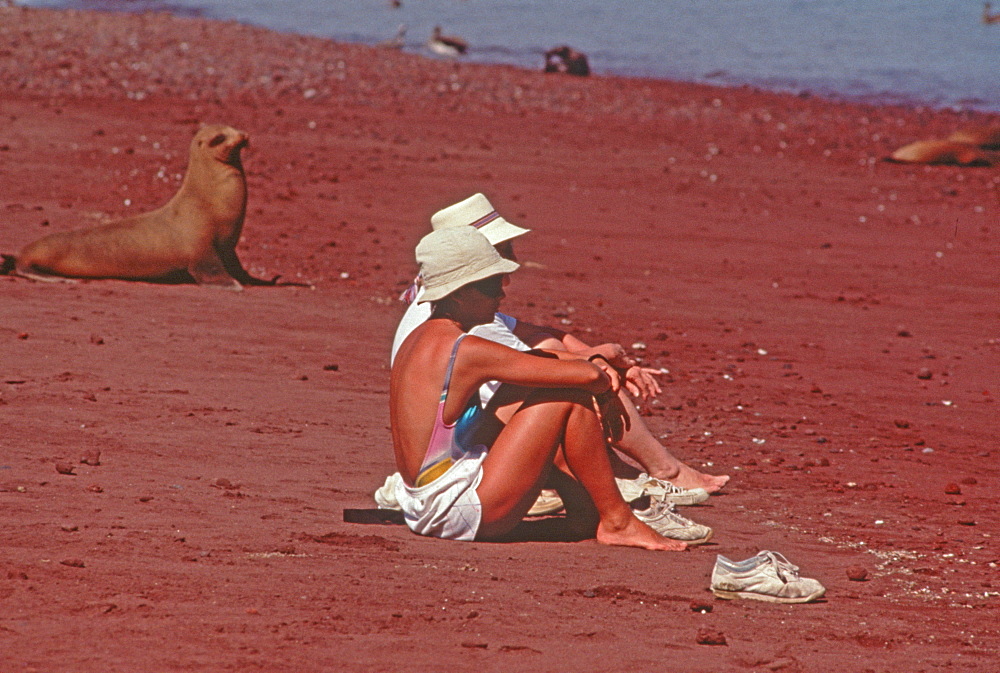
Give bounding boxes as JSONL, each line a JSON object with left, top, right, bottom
{"left": 943, "top": 483, "right": 962, "bottom": 495}
{"left": 55, "top": 463, "right": 75, "bottom": 475}
{"left": 689, "top": 598, "right": 713, "bottom": 613}
{"left": 846, "top": 565, "right": 869, "bottom": 581}
{"left": 696, "top": 628, "right": 727, "bottom": 646}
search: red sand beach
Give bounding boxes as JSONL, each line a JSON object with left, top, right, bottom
{"left": 2, "top": 5, "right": 998, "bottom": 671}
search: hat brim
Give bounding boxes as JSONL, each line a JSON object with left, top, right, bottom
{"left": 418, "top": 257, "right": 520, "bottom": 303}
{"left": 477, "top": 218, "right": 530, "bottom": 246}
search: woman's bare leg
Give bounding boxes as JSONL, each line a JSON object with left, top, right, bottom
{"left": 527, "top": 337, "right": 728, "bottom": 492}
{"left": 614, "top": 393, "right": 730, "bottom": 493}
{"left": 475, "top": 388, "right": 686, "bottom": 551}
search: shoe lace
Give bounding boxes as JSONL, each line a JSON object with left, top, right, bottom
{"left": 759, "top": 551, "right": 801, "bottom": 583}
{"left": 650, "top": 498, "right": 694, "bottom": 525}
{"left": 642, "top": 474, "right": 687, "bottom": 496}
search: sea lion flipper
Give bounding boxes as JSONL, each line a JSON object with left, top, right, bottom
{"left": 189, "top": 251, "right": 243, "bottom": 291}
{"left": 217, "top": 243, "right": 279, "bottom": 286}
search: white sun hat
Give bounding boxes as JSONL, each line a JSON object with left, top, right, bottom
{"left": 430, "top": 193, "right": 530, "bottom": 245}
{"left": 415, "top": 227, "right": 520, "bottom": 303}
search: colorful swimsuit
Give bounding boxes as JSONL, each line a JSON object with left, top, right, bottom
{"left": 396, "top": 334, "right": 488, "bottom": 540}
{"left": 415, "top": 334, "right": 484, "bottom": 486}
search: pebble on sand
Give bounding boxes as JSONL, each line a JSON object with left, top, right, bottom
{"left": 696, "top": 628, "right": 727, "bottom": 646}
{"left": 943, "top": 483, "right": 962, "bottom": 495}
{"left": 846, "top": 565, "right": 869, "bottom": 581}
{"left": 80, "top": 449, "right": 101, "bottom": 466}
{"left": 55, "top": 463, "right": 75, "bottom": 475}
{"left": 689, "top": 598, "right": 714, "bottom": 613}
{"left": 59, "top": 558, "right": 85, "bottom": 568}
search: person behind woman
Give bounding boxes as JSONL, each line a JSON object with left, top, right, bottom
{"left": 390, "top": 226, "right": 688, "bottom": 550}
{"left": 390, "top": 193, "right": 728, "bottom": 496}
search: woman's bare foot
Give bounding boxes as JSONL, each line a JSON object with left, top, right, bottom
{"left": 596, "top": 515, "right": 688, "bottom": 551}
{"left": 662, "top": 463, "right": 730, "bottom": 493}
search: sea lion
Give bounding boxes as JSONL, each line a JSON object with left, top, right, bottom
{"left": 885, "top": 139, "right": 991, "bottom": 166}
{"left": 544, "top": 46, "right": 590, "bottom": 76}
{"left": 9, "top": 124, "right": 276, "bottom": 290}
{"left": 947, "top": 125, "right": 1000, "bottom": 149}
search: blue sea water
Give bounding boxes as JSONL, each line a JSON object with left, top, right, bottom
{"left": 20, "top": 0, "right": 1000, "bottom": 112}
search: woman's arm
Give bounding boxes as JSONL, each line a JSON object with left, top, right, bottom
{"left": 510, "top": 320, "right": 661, "bottom": 399}
{"left": 513, "top": 320, "right": 634, "bottom": 367}
{"left": 463, "top": 336, "right": 612, "bottom": 395}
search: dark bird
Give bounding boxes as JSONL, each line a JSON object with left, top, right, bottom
{"left": 984, "top": 2, "right": 1000, "bottom": 23}
{"left": 544, "top": 46, "right": 590, "bottom": 76}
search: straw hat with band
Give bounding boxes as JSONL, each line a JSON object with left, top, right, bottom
{"left": 415, "top": 227, "right": 520, "bottom": 303}
{"left": 430, "top": 193, "right": 530, "bottom": 245}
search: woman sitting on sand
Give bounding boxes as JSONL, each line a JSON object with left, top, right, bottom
{"left": 390, "top": 226, "right": 684, "bottom": 550}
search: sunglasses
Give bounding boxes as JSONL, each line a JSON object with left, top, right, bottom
{"left": 469, "top": 275, "right": 505, "bottom": 298}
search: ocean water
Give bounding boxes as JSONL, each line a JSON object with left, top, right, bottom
{"left": 21, "top": 0, "right": 1000, "bottom": 112}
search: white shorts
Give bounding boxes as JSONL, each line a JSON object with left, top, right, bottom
{"left": 395, "top": 446, "right": 487, "bottom": 541}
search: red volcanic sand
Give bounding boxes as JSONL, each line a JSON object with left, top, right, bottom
{"left": 2, "top": 5, "right": 999, "bottom": 672}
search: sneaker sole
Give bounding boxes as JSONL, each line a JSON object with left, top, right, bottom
{"left": 663, "top": 528, "right": 713, "bottom": 545}
{"left": 710, "top": 587, "right": 825, "bottom": 603}
{"left": 660, "top": 494, "right": 709, "bottom": 506}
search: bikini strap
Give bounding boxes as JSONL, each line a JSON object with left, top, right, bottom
{"left": 440, "top": 333, "right": 468, "bottom": 398}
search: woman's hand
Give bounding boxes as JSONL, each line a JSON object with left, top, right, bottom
{"left": 592, "top": 343, "right": 635, "bottom": 370}
{"left": 587, "top": 356, "right": 621, "bottom": 394}
{"left": 623, "top": 366, "right": 662, "bottom": 400}
{"left": 594, "top": 390, "right": 630, "bottom": 444}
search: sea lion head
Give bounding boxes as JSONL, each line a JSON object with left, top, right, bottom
{"left": 193, "top": 124, "right": 249, "bottom": 168}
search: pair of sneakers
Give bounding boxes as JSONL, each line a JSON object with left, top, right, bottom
{"left": 711, "top": 550, "right": 826, "bottom": 603}
{"left": 615, "top": 473, "right": 710, "bottom": 506}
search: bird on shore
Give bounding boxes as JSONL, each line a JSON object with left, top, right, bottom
{"left": 378, "top": 24, "right": 407, "bottom": 49}
{"left": 544, "top": 46, "right": 590, "bottom": 76}
{"left": 984, "top": 2, "right": 1000, "bottom": 23}
{"left": 427, "top": 25, "right": 468, "bottom": 56}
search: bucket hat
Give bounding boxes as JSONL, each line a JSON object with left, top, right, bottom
{"left": 416, "top": 227, "right": 519, "bottom": 303}
{"left": 430, "top": 193, "right": 530, "bottom": 245}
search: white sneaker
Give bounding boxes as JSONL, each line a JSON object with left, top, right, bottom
{"left": 526, "top": 489, "right": 564, "bottom": 516}
{"left": 373, "top": 473, "right": 403, "bottom": 510}
{"left": 711, "top": 551, "right": 826, "bottom": 603}
{"left": 616, "top": 473, "right": 709, "bottom": 506}
{"left": 633, "top": 499, "right": 713, "bottom": 544}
